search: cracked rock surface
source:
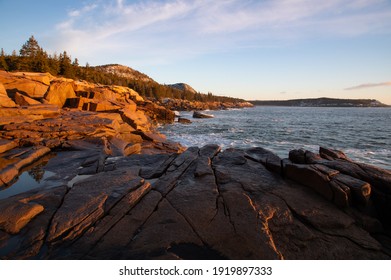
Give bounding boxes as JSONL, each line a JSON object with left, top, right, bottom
{"left": 0, "top": 144, "right": 390, "bottom": 259}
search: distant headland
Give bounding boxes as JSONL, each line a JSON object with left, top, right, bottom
{"left": 250, "top": 97, "right": 389, "bottom": 107}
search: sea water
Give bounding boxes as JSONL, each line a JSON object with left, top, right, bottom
{"left": 159, "top": 106, "right": 391, "bottom": 170}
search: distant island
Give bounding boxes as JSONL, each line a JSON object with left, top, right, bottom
{"left": 250, "top": 97, "right": 389, "bottom": 107}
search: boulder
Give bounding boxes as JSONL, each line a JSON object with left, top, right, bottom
{"left": 0, "top": 139, "right": 18, "bottom": 154}
{"left": 304, "top": 150, "right": 323, "bottom": 163}
{"left": 138, "top": 101, "right": 175, "bottom": 124}
{"left": 332, "top": 173, "right": 371, "bottom": 206}
{"left": 193, "top": 111, "right": 214, "bottom": 118}
{"left": 0, "top": 82, "right": 8, "bottom": 96}
{"left": 120, "top": 108, "right": 151, "bottom": 131}
{"left": 44, "top": 81, "right": 76, "bottom": 107}
{"left": 329, "top": 180, "right": 351, "bottom": 208}
{"left": 283, "top": 162, "right": 333, "bottom": 201}
{"left": 0, "top": 82, "right": 17, "bottom": 108}
{"left": 124, "top": 143, "right": 142, "bottom": 156}
{"left": 11, "top": 72, "right": 53, "bottom": 85}
{"left": 72, "top": 80, "right": 95, "bottom": 93}
{"left": 0, "top": 165, "right": 19, "bottom": 188}
{"left": 0, "top": 200, "right": 44, "bottom": 234}
{"left": 110, "top": 85, "right": 144, "bottom": 103}
{"left": 320, "top": 147, "right": 349, "bottom": 161}
{"left": 289, "top": 149, "right": 306, "bottom": 164}
{"left": 14, "top": 92, "right": 41, "bottom": 106}
{"left": 178, "top": 117, "right": 192, "bottom": 124}
{"left": 0, "top": 71, "right": 49, "bottom": 98}
{"left": 320, "top": 157, "right": 391, "bottom": 225}
{"left": 88, "top": 100, "right": 121, "bottom": 112}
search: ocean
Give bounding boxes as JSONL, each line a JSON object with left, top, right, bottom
{"left": 158, "top": 106, "right": 391, "bottom": 170}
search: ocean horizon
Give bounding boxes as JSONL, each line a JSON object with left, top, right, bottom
{"left": 159, "top": 106, "right": 391, "bottom": 170}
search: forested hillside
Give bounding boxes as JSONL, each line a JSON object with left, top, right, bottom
{"left": 0, "top": 36, "right": 243, "bottom": 103}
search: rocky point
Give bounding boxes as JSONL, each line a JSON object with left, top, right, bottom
{"left": 0, "top": 70, "right": 390, "bottom": 260}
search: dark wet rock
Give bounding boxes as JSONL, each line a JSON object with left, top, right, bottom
{"left": 0, "top": 143, "right": 390, "bottom": 260}
{"left": 289, "top": 149, "right": 306, "bottom": 164}
{"left": 320, "top": 147, "right": 350, "bottom": 161}
{"left": 0, "top": 146, "right": 51, "bottom": 187}
{"left": 193, "top": 111, "right": 214, "bottom": 118}
{"left": 304, "top": 150, "right": 323, "bottom": 163}
{"left": 0, "top": 199, "right": 44, "bottom": 234}
{"left": 245, "top": 147, "right": 282, "bottom": 174}
{"left": 332, "top": 173, "right": 371, "bottom": 206}
{"left": 139, "top": 153, "right": 177, "bottom": 179}
{"left": 178, "top": 117, "right": 192, "bottom": 124}
{"left": 284, "top": 162, "right": 334, "bottom": 201}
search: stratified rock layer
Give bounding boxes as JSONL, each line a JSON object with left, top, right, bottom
{"left": 0, "top": 71, "right": 182, "bottom": 187}
{"left": 0, "top": 145, "right": 390, "bottom": 260}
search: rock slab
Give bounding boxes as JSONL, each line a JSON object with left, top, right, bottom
{"left": 0, "top": 145, "right": 390, "bottom": 260}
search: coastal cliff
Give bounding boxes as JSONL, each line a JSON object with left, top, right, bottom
{"left": 0, "top": 70, "right": 390, "bottom": 260}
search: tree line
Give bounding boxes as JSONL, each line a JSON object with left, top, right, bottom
{"left": 0, "top": 36, "right": 244, "bottom": 103}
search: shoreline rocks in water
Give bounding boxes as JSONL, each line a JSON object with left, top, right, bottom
{"left": 193, "top": 111, "right": 214, "bottom": 119}
{"left": 0, "top": 144, "right": 390, "bottom": 260}
{"left": 160, "top": 97, "right": 253, "bottom": 111}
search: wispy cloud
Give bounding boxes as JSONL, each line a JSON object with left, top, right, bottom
{"left": 68, "top": 4, "right": 97, "bottom": 17}
{"left": 345, "top": 82, "right": 391, "bottom": 90}
{"left": 50, "top": 0, "right": 391, "bottom": 65}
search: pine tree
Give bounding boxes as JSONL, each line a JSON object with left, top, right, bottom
{"left": 19, "top": 35, "right": 40, "bottom": 57}
{"left": 72, "top": 58, "right": 79, "bottom": 68}
{"left": 7, "top": 50, "right": 20, "bottom": 71}
{"left": 0, "top": 48, "right": 9, "bottom": 70}
{"left": 59, "top": 51, "right": 74, "bottom": 78}
{"left": 33, "top": 47, "right": 49, "bottom": 72}
{"left": 19, "top": 35, "right": 44, "bottom": 71}
{"left": 48, "top": 53, "right": 60, "bottom": 75}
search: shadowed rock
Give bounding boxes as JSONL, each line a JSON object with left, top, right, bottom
{"left": 0, "top": 145, "right": 390, "bottom": 260}
{"left": 193, "top": 111, "right": 214, "bottom": 118}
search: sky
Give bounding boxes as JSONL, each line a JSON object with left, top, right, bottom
{"left": 0, "top": 0, "right": 390, "bottom": 104}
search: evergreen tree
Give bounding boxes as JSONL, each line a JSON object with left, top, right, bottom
{"left": 32, "top": 47, "right": 49, "bottom": 72}
{"left": 19, "top": 35, "right": 40, "bottom": 57}
{"left": 72, "top": 58, "right": 79, "bottom": 68}
{"left": 0, "top": 48, "right": 9, "bottom": 70}
{"left": 7, "top": 50, "right": 20, "bottom": 71}
{"left": 59, "top": 51, "right": 74, "bottom": 78}
{"left": 48, "top": 53, "right": 60, "bottom": 75}
{"left": 18, "top": 35, "right": 46, "bottom": 71}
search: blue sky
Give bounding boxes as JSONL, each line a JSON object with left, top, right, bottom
{"left": 1, "top": 0, "right": 390, "bottom": 104}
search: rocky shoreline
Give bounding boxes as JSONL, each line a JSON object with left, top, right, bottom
{"left": 1, "top": 70, "right": 391, "bottom": 260}
{"left": 0, "top": 144, "right": 390, "bottom": 259}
